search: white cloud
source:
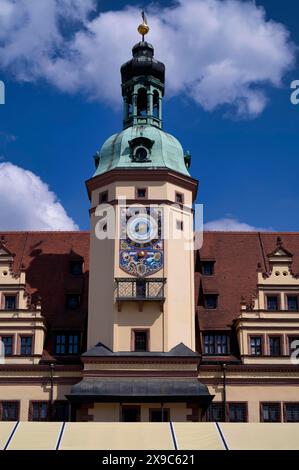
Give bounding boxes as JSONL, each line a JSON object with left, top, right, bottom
{"left": 0, "top": 0, "right": 296, "bottom": 117}
{"left": 204, "top": 217, "right": 272, "bottom": 231}
{"left": 0, "top": 162, "right": 78, "bottom": 230}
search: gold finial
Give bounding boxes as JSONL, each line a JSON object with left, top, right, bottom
{"left": 137, "top": 10, "right": 149, "bottom": 40}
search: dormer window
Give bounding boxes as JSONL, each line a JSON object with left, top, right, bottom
{"left": 66, "top": 294, "right": 80, "bottom": 310}
{"left": 4, "top": 295, "right": 16, "bottom": 310}
{"left": 70, "top": 260, "right": 83, "bottom": 276}
{"left": 266, "top": 295, "right": 279, "bottom": 311}
{"left": 202, "top": 261, "right": 214, "bottom": 276}
{"left": 204, "top": 294, "right": 218, "bottom": 309}
{"left": 134, "top": 146, "right": 149, "bottom": 162}
{"left": 129, "top": 137, "right": 154, "bottom": 163}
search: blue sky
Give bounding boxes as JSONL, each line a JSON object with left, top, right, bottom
{"left": 0, "top": 0, "right": 298, "bottom": 231}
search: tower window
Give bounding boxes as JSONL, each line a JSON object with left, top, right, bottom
{"left": 153, "top": 90, "right": 159, "bottom": 118}
{"left": 127, "top": 92, "right": 133, "bottom": 118}
{"left": 136, "top": 279, "right": 146, "bottom": 298}
{"left": 70, "top": 260, "right": 83, "bottom": 276}
{"left": 133, "top": 330, "right": 148, "bottom": 352}
{"left": 266, "top": 295, "right": 279, "bottom": 311}
{"left": 250, "top": 336, "right": 262, "bottom": 356}
{"left": 176, "top": 220, "right": 184, "bottom": 231}
{"left": 137, "top": 88, "right": 147, "bottom": 116}
{"left": 4, "top": 295, "right": 16, "bottom": 310}
{"left": 269, "top": 336, "right": 281, "bottom": 356}
{"left": 175, "top": 192, "right": 184, "bottom": 204}
{"left": 202, "top": 261, "right": 214, "bottom": 276}
{"left": 99, "top": 191, "right": 108, "bottom": 204}
{"left": 287, "top": 295, "right": 298, "bottom": 311}
{"left": 136, "top": 188, "right": 147, "bottom": 199}
{"left": 204, "top": 294, "right": 218, "bottom": 309}
{"left": 134, "top": 146, "right": 149, "bottom": 162}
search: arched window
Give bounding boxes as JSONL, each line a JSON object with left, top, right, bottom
{"left": 153, "top": 90, "right": 159, "bottom": 118}
{"left": 137, "top": 88, "right": 147, "bottom": 116}
{"left": 127, "top": 92, "right": 133, "bottom": 118}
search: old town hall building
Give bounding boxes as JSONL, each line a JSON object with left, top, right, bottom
{"left": 0, "top": 20, "right": 299, "bottom": 424}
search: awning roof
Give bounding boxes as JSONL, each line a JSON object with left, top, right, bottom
{"left": 2, "top": 422, "right": 299, "bottom": 450}
{"left": 67, "top": 378, "right": 212, "bottom": 403}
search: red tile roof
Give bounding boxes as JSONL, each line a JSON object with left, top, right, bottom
{"left": 0, "top": 231, "right": 90, "bottom": 357}
{"left": 2, "top": 230, "right": 299, "bottom": 360}
{"left": 197, "top": 232, "right": 299, "bottom": 331}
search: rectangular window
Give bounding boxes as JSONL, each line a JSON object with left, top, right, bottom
{"left": 206, "top": 403, "right": 225, "bottom": 422}
{"left": 31, "top": 402, "right": 49, "bottom": 421}
{"left": 68, "top": 335, "right": 79, "bottom": 355}
{"left": 121, "top": 406, "right": 140, "bottom": 422}
{"left": 204, "top": 294, "right": 218, "bottom": 309}
{"left": 284, "top": 403, "right": 299, "bottom": 423}
{"left": 149, "top": 409, "right": 170, "bottom": 422}
{"left": 52, "top": 401, "right": 70, "bottom": 422}
{"left": 99, "top": 191, "right": 108, "bottom": 204}
{"left": 55, "top": 334, "right": 66, "bottom": 354}
{"left": 202, "top": 262, "right": 214, "bottom": 276}
{"left": 70, "top": 260, "right": 83, "bottom": 276}
{"left": 261, "top": 403, "right": 281, "bottom": 423}
{"left": 136, "top": 188, "right": 147, "bottom": 199}
{"left": 250, "top": 336, "right": 262, "bottom": 356}
{"left": 266, "top": 295, "right": 279, "bottom": 311}
{"left": 54, "top": 334, "right": 79, "bottom": 355}
{"left": 288, "top": 337, "right": 299, "bottom": 356}
{"left": 287, "top": 295, "right": 298, "bottom": 311}
{"left": 269, "top": 336, "right": 281, "bottom": 357}
{"left": 203, "top": 334, "right": 229, "bottom": 355}
{"left": 134, "top": 331, "right": 148, "bottom": 352}
{"left": 4, "top": 295, "right": 16, "bottom": 310}
{"left": 1, "top": 336, "right": 13, "bottom": 356}
{"left": 0, "top": 402, "right": 19, "bottom": 421}
{"left": 228, "top": 403, "right": 247, "bottom": 422}
{"left": 176, "top": 220, "right": 184, "bottom": 231}
{"left": 20, "top": 336, "right": 32, "bottom": 356}
{"left": 66, "top": 294, "right": 80, "bottom": 310}
{"left": 175, "top": 192, "right": 184, "bottom": 204}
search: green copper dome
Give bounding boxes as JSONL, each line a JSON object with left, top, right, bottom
{"left": 93, "top": 125, "right": 191, "bottom": 177}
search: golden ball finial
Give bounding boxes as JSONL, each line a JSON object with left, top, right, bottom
{"left": 138, "top": 10, "right": 149, "bottom": 39}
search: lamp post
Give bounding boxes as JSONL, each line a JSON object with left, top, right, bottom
{"left": 49, "top": 362, "right": 55, "bottom": 421}
{"left": 222, "top": 363, "right": 227, "bottom": 422}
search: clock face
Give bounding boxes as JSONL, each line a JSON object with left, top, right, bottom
{"left": 127, "top": 214, "right": 158, "bottom": 243}
{"left": 119, "top": 207, "right": 163, "bottom": 277}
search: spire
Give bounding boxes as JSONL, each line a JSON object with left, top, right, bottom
{"left": 137, "top": 10, "right": 150, "bottom": 41}
{"left": 120, "top": 12, "right": 165, "bottom": 129}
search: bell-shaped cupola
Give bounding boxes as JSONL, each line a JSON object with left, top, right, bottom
{"left": 121, "top": 13, "right": 165, "bottom": 129}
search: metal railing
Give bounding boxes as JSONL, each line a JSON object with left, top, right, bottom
{"left": 115, "top": 278, "right": 166, "bottom": 301}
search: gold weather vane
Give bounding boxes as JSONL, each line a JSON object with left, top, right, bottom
{"left": 137, "top": 10, "right": 149, "bottom": 40}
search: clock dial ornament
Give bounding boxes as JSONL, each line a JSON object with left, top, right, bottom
{"left": 119, "top": 207, "right": 164, "bottom": 277}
